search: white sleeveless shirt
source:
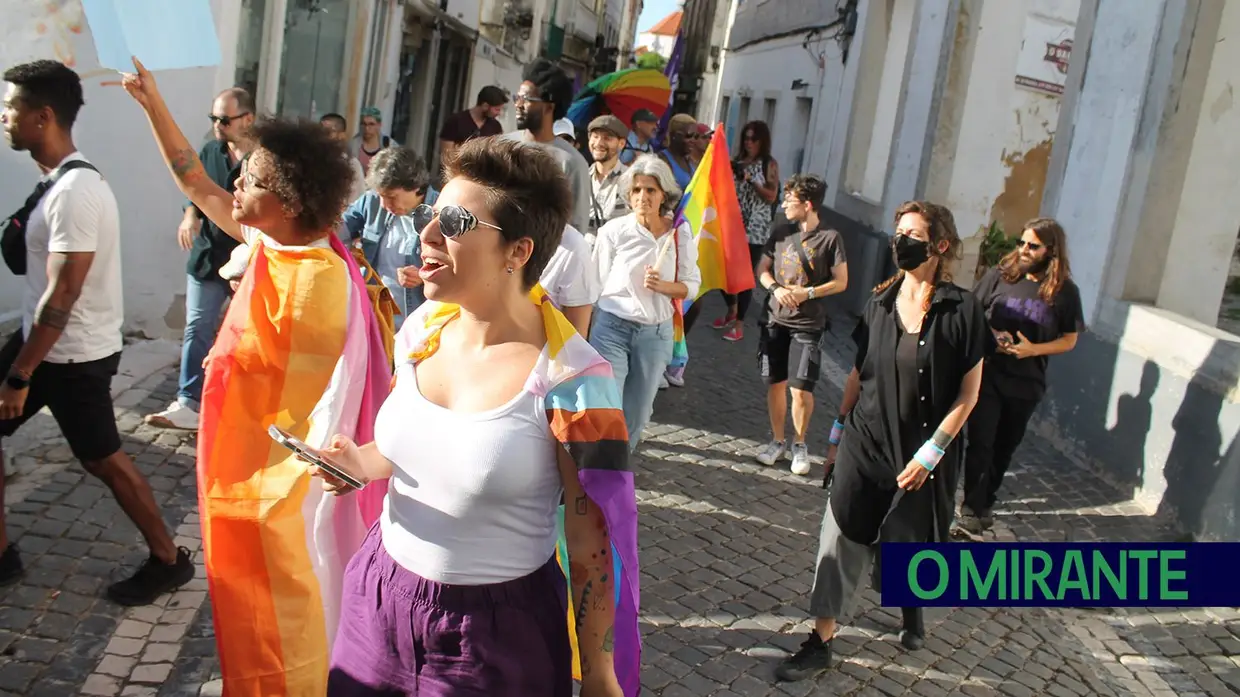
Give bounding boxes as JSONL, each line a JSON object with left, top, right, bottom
{"left": 375, "top": 349, "right": 564, "bottom": 585}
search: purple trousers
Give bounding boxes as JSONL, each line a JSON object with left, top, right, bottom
{"left": 328, "top": 525, "right": 573, "bottom": 696}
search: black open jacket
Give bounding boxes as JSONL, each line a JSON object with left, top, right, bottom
{"left": 830, "top": 277, "right": 988, "bottom": 545}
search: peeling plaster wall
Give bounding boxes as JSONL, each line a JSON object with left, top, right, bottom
{"left": 931, "top": 0, "right": 1078, "bottom": 278}
{"left": 0, "top": 0, "right": 243, "bottom": 338}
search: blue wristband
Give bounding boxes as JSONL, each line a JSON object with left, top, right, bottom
{"left": 913, "top": 440, "right": 946, "bottom": 472}
{"left": 829, "top": 419, "right": 844, "bottom": 445}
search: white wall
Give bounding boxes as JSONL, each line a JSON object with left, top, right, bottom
{"left": 0, "top": 0, "right": 242, "bottom": 337}
{"left": 637, "top": 32, "right": 675, "bottom": 58}
{"left": 466, "top": 39, "right": 523, "bottom": 133}
{"left": 1155, "top": 0, "right": 1240, "bottom": 328}
{"left": 714, "top": 32, "right": 846, "bottom": 177}
{"left": 940, "top": 0, "right": 1078, "bottom": 265}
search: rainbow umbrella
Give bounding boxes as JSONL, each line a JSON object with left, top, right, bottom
{"left": 566, "top": 68, "right": 671, "bottom": 132}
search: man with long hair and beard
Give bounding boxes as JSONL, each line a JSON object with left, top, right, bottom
{"left": 956, "top": 217, "right": 1085, "bottom": 537}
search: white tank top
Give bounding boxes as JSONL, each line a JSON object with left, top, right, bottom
{"left": 375, "top": 349, "right": 563, "bottom": 585}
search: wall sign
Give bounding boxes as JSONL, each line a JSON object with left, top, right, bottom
{"left": 1014, "top": 15, "right": 1075, "bottom": 96}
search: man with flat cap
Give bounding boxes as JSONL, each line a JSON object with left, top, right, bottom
{"left": 586, "top": 115, "right": 631, "bottom": 246}
{"left": 619, "top": 108, "right": 658, "bottom": 165}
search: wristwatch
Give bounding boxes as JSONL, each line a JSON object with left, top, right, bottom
{"left": 807, "top": 286, "right": 817, "bottom": 300}
{"left": 5, "top": 372, "right": 30, "bottom": 391}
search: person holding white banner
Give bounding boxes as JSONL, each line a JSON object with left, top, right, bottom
{"left": 589, "top": 155, "right": 699, "bottom": 452}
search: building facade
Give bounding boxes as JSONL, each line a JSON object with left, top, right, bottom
{"left": 706, "top": 0, "right": 1240, "bottom": 540}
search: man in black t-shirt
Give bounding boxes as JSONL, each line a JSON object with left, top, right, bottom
{"left": 958, "top": 217, "right": 1085, "bottom": 536}
{"left": 754, "top": 174, "right": 849, "bottom": 476}
{"left": 437, "top": 85, "right": 508, "bottom": 164}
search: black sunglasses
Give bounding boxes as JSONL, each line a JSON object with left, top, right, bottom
{"left": 412, "top": 204, "right": 502, "bottom": 239}
{"left": 209, "top": 112, "right": 250, "bottom": 127}
{"left": 1018, "top": 240, "right": 1044, "bottom": 252}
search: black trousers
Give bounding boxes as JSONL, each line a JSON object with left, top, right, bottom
{"left": 962, "top": 374, "right": 1040, "bottom": 513}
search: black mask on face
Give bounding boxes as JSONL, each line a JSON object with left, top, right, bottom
{"left": 893, "top": 234, "right": 931, "bottom": 271}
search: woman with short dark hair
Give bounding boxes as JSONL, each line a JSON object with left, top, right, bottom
{"left": 344, "top": 145, "right": 432, "bottom": 328}
{"left": 310, "top": 137, "right": 640, "bottom": 697}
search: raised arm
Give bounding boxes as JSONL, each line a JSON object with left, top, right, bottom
{"left": 107, "top": 58, "right": 242, "bottom": 242}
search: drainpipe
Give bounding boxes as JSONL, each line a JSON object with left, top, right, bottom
{"left": 706, "top": 0, "right": 738, "bottom": 126}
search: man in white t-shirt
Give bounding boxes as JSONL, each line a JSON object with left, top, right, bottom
{"left": 539, "top": 224, "right": 600, "bottom": 336}
{"left": 0, "top": 60, "right": 192, "bottom": 601}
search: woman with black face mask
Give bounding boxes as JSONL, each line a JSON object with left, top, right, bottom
{"left": 774, "top": 201, "right": 988, "bottom": 684}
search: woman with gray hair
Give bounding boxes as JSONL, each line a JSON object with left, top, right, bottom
{"left": 590, "top": 154, "right": 701, "bottom": 452}
{"left": 343, "top": 146, "right": 431, "bottom": 328}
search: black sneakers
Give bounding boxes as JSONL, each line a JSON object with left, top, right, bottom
{"left": 0, "top": 544, "right": 23, "bottom": 586}
{"left": 900, "top": 607, "right": 925, "bottom": 650}
{"left": 106, "top": 546, "right": 195, "bottom": 606}
{"left": 775, "top": 632, "right": 832, "bottom": 682}
{"left": 953, "top": 505, "right": 994, "bottom": 539}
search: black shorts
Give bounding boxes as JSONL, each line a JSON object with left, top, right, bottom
{"left": 758, "top": 324, "right": 824, "bottom": 391}
{"left": 0, "top": 331, "right": 122, "bottom": 462}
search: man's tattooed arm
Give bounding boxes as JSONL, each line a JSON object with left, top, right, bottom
{"left": 11, "top": 252, "right": 92, "bottom": 377}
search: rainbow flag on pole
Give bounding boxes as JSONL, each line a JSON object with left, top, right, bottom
{"left": 669, "top": 124, "right": 756, "bottom": 365}
{"left": 197, "top": 234, "right": 391, "bottom": 696}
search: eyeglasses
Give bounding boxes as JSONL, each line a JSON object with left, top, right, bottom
{"left": 1018, "top": 240, "right": 1044, "bottom": 252}
{"left": 239, "top": 161, "right": 274, "bottom": 193}
{"left": 209, "top": 112, "right": 250, "bottom": 127}
{"left": 412, "top": 204, "right": 502, "bottom": 239}
{"left": 743, "top": 134, "right": 758, "bottom": 142}
{"left": 513, "top": 93, "right": 546, "bottom": 105}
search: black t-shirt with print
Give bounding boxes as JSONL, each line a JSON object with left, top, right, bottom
{"left": 762, "top": 222, "right": 848, "bottom": 332}
{"left": 972, "top": 267, "right": 1086, "bottom": 400}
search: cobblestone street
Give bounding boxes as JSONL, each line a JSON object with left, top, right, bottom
{"left": 0, "top": 299, "right": 1237, "bottom": 696}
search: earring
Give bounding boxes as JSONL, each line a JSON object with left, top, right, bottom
{"left": 505, "top": 266, "right": 514, "bottom": 275}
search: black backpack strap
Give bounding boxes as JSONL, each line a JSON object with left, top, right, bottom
{"left": 1, "top": 160, "right": 102, "bottom": 275}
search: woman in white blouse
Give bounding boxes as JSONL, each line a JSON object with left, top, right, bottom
{"left": 591, "top": 155, "right": 701, "bottom": 452}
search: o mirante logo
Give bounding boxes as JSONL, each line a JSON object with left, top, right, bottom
{"left": 880, "top": 543, "right": 1231, "bottom": 608}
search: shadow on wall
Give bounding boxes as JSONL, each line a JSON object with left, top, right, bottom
{"left": 1157, "top": 338, "right": 1238, "bottom": 541}
{"left": 1035, "top": 302, "right": 1240, "bottom": 541}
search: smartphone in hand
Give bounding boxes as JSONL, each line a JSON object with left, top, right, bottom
{"left": 268, "top": 425, "right": 366, "bottom": 490}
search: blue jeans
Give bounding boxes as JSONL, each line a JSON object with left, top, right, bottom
{"left": 178, "top": 275, "right": 230, "bottom": 409}
{"left": 588, "top": 310, "right": 674, "bottom": 452}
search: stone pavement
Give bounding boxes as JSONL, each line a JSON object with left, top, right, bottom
{"left": 0, "top": 302, "right": 1237, "bottom": 696}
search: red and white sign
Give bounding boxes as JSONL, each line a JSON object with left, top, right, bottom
{"left": 1014, "top": 15, "right": 1075, "bottom": 96}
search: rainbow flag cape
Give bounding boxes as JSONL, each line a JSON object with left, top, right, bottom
{"left": 670, "top": 123, "right": 755, "bottom": 365}
{"left": 197, "top": 233, "right": 392, "bottom": 696}
{"left": 402, "top": 285, "right": 641, "bottom": 697}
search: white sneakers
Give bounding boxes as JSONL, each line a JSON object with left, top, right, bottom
{"left": 144, "top": 401, "right": 200, "bottom": 431}
{"left": 789, "top": 443, "right": 812, "bottom": 475}
{"left": 756, "top": 439, "right": 813, "bottom": 475}
{"left": 756, "top": 440, "right": 786, "bottom": 466}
